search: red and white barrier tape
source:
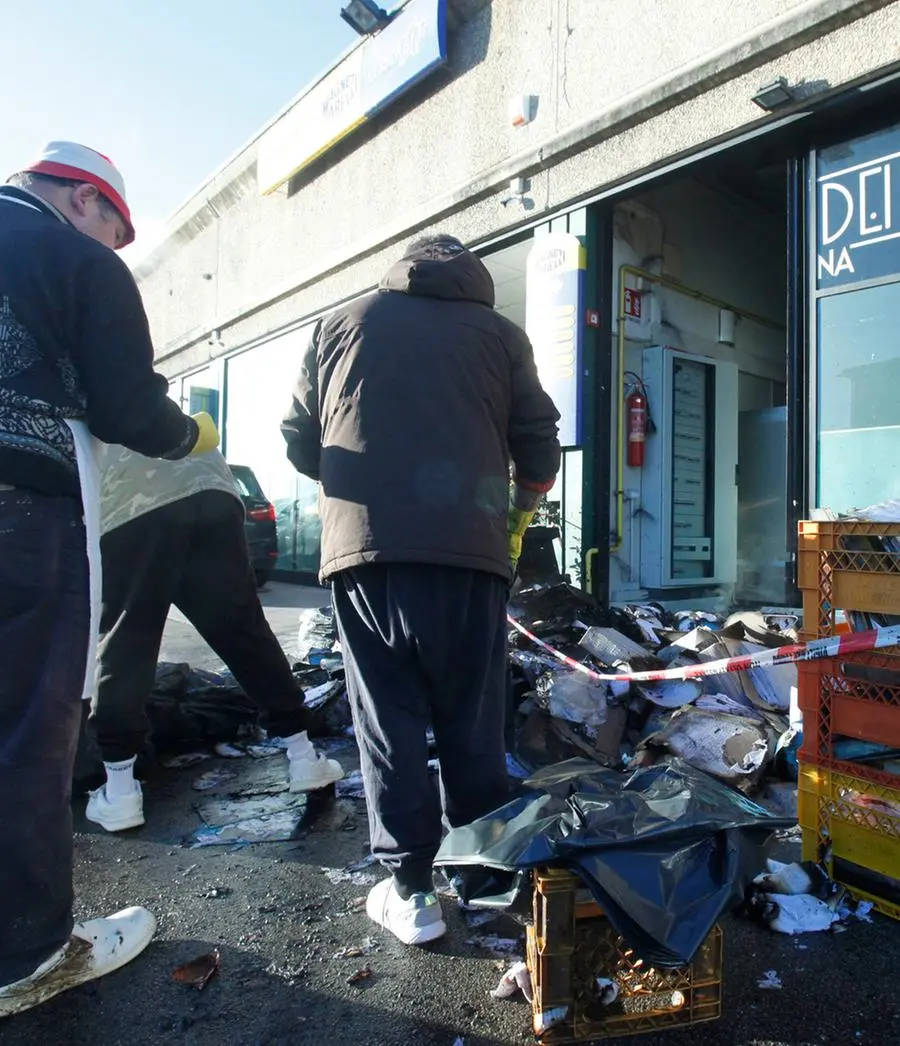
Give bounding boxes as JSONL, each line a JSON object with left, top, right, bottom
{"left": 507, "top": 616, "right": 900, "bottom": 684}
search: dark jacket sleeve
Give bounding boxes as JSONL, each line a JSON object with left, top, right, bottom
{"left": 507, "top": 325, "right": 562, "bottom": 491}
{"left": 281, "top": 321, "right": 322, "bottom": 481}
{"left": 70, "top": 250, "right": 197, "bottom": 459}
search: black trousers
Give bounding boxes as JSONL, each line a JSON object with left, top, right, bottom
{"left": 332, "top": 563, "right": 509, "bottom": 894}
{"left": 92, "top": 490, "right": 307, "bottom": 762}
{"left": 0, "top": 489, "right": 88, "bottom": 985}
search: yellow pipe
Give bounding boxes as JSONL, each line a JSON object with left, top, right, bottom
{"left": 610, "top": 265, "right": 783, "bottom": 553}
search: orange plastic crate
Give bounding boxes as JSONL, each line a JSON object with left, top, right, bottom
{"left": 797, "top": 652, "right": 900, "bottom": 752}
{"left": 526, "top": 868, "right": 723, "bottom": 1042}
{"left": 797, "top": 520, "right": 900, "bottom": 638}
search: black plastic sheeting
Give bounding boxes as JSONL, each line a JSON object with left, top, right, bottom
{"left": 435, "top": 757, "right": 792, "bottom": 968}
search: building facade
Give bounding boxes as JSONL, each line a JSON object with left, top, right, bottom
{"left": 137, "top": 0, "right": 900, "bottom": 602}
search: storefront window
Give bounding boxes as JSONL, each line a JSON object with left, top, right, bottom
{"left": 814, "top": 120, "right": 900, "bottom": 513}
{"left": 183, "top": 365, "right": 222, "bottom": 428}
{"left": 817, "top": 283, "right": 900, "bottom": 510}
{"left": 224, "top": 328, "right": 321, "bottom": 576}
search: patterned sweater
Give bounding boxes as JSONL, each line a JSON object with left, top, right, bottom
{"left": 0, "top": 185, "right": 196, "bottom": 497}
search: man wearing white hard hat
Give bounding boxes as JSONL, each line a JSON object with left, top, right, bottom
{"left": 0, "top": 141, "right": 218, "bottom": 1016}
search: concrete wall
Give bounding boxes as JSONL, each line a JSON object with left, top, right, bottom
{"left": 135, "top": 0, "right": 900, "bottom": 378}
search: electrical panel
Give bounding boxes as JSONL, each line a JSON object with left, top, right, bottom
{"left": 639, "top": 346, "right": 738, "bottom": 589}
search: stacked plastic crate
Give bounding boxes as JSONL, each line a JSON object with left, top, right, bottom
{"left": 796, "top": 520, "right": 900, "bottom": 920}
{"left": 525, "top": 869, "right": 723, "bottom": 1042}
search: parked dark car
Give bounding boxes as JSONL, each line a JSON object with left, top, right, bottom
{"left": 228, "top": 464, "right": 278, "bottom": 587}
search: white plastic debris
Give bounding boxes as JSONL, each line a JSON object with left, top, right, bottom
{"left": 321, "top": 867, "right": 380, "bottom": 887}
{"left": 192, "top": 769, "right": 237, "bottom": 791}
{"left": 595, "top": 978, "right": 620, "bottom": 1005}
{"left": 758, "top": 970, "right": 783, "bottom": 989}
{"left": 491, "top": 961, "right": 534, "bottom": 1002}
{"left": 466, "top": 935, "right": 521, "bottom": 957}
{"left": 855, "top": 900, "right": 875, "bottom": 923}
{"left": 214, "top": 742, "right": 247, "bottom": 758}
{"left": 534, "top": 1006, "right": 569, "bottom": 1033}
{"left": 163, "top": 752, "right": 210, "bottom": 768}
{"left": 764, "top": 893, "right": 841, "bottom": 935}
{"left": 753, "top": 859, "right": 814, "bottom": 896}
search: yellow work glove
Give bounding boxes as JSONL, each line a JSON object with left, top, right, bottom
{"left": 508, "top": 506, "right": 536, "bottom": 568}
{"left": 190, "top": 411, "right": 220, "bottom": 455}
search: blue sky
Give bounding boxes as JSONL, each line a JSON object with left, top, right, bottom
{"left": 1, "top": 0, "right": 365, "bottom": 260}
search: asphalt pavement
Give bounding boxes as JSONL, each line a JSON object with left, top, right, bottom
{"left": 3, "top": 583, "right": 898, "bottom": 1046}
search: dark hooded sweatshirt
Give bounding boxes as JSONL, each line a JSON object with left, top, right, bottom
{"left": 0, "top": 185, "right": 197, "bottom": 498}
{"left": 282, "top": 241, "right": 561, "bottom": 582}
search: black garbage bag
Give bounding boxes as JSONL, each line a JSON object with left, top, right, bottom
{"left": 147, "top": 663, "right": 259, "bottom": 748}
{"left": 435, "top": 757, "right": 792, "bottom": 967}
{"left": 300, "top": 678, "right": 353, "bottom": 737}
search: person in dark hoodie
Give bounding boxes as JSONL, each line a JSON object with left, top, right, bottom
{"left": 0, "top": 142, "right": 216, "bottom": 1017}
{"left": 282, "top": 234, "right": 560, "bottom": 946}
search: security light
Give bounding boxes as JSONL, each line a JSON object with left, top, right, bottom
{"left": 751, "top": 78, "right": 798, "bottom": 112}
{"left": 341, "top": 0, "right": 392, "bottom": 35}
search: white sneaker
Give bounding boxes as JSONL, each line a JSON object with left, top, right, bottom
{"left": 288, "top": 749, "right": 344, "bottom": 792}
{"left": 366, "top": 877, "right": 447, "bottom": 945}
{"left": 85, "top": 783, "right": 145, "bottom": 832}
{"left": 0, "top": 906, "right": 157, "bottom": 1018}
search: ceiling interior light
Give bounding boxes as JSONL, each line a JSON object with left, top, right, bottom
{"left": 340, "top": 0, "right": 392, "bottom": 35}
{"left": 751, "top": 77, "right": 798, "bottom": 112}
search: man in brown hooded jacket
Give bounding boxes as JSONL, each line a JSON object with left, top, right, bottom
{"left": 283, "top": 234, "right": 560, "bottom": 946}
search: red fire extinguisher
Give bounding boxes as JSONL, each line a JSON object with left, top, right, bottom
{"left": 626, "top": 385, "right": 648, "bottom": 468}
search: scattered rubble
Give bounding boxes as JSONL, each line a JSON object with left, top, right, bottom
{"left": 332, "top": 937, "right": 378, "bottom": 959}
{"left": 347, "top": 965, "right": 374, "bottom": 986}
{"left": 466, "top": 935, "right": 522, "bottom": 958}
{"left": 743, "top": 859, "right": 875, "bottom": 935}
{"left": 192, "top": 769, "right": 238, "bottom": 791}
{"left": 491, "top": 961, "right": 533, "bottom": 1002}
{"left": 172, "top": 949, "right": 220, "bottom": 991}
{"left": 322, "top": 866, "right": 380, "bottom": 887}
{"left": 191, "top": 792, "right": 308, "bottom": 847}
{"left": 507, "top": 586, "right": 802, "bottom": 804}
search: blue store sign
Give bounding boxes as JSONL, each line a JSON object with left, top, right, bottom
{"left": 816, "top": 122, "right": 900, "bottom": 290}
{"left": 258, "top": 0, "right": 447, "bottom": 193}
{"left": 525, "top": 233, "right": 586, "bottom": 448}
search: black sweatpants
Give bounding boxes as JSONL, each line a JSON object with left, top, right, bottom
{"left": 92, "top": 490, "right": 307, "bottom": 762}
{"left": 332, "top": 563, "right": 509, "bottom": 895}
{"left": 0, "top": 489, "right": 88, "bottom": 985}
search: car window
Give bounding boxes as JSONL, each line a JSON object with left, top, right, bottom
{"left": 229, "top": 465, "right": 266, "bottom": 499}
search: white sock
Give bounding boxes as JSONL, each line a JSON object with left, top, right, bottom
{"left": 284, "top": 731, "right": 315, "bottom": 762}
{"left": 104, "top": 757, "right": 137, "bottom": 799}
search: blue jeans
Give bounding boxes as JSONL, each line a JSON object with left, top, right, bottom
{"left": 0, "top": 489, "right": 88, "bottom": 985}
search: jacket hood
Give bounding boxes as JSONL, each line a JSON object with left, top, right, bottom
{"left": 379, "top": 240, "right": 495, "bottom": 307}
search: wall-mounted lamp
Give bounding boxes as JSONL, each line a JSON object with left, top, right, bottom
{"left": 751, "top": 77, "right": 799, "bottom": 112}
{"left": 500, "top": 176, "right": 528, "bottom": 207}
{"left": 340, "top": 0, "right": 392, "bottom": 35}
{"left": 717, "top": 309, "right": 736, "bottom": 346}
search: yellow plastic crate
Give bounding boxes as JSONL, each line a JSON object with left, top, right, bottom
{"left": 526, "top": 868, "right": 723, "bottom": 1042}
{"left": 798, "top": 760, "right": 900, "bottom": 921}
